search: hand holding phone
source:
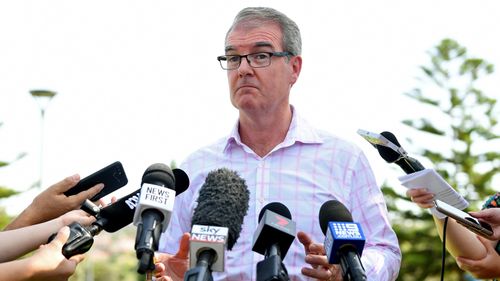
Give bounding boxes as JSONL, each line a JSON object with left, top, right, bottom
{"left": 64, "top": 161, "right": 128, "bottom": 202}
{"left": 434, "top": 199, "right": 493, "bottom": 238}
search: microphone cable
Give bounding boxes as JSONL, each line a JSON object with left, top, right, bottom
{"left": 440, "top": 217, "right": 449, "bottom": 281}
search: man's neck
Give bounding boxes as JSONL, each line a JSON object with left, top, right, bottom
{"left": 238, "top": 106, "right": 292, "bottom": 157}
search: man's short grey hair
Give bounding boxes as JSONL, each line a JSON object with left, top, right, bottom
{"left": 225, "top": 7, "right": 302, "bottom": 56}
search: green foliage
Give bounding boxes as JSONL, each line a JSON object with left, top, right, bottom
{"left": 0, "top": 186, "right": 19, "bottom": 199}
{"left": 0, "top": 121, "right": 25, "bottom": 199}
{"left": 1, "top": 121, "right": 23, "bottom": 228}
{"left": 386, "top": 39, "right": 500, "bottom": 280}
{"left": 0, "top": 207, "right": 13, "bottom": 229}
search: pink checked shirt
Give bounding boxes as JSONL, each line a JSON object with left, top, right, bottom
{"left": 159, "top": 107, "right": 401, "bottom": 280}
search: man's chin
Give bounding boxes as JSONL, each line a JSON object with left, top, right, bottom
{"left": 233, "top": 99, "right": 259, "bottom": 112}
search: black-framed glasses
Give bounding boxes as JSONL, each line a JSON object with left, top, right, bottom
{"left": 217, "top": 52, "right": 292, "bottom": 70}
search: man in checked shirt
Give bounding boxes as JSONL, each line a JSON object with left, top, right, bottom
{"left": 154, "top": 6, "right": 401, "bottom": 281}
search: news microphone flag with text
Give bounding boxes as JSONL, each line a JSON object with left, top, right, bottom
{"left": 252, "top": 202, "right": 295, "bottom": 281}
{"left": 319, "top": 200, "right": 367, "bottom": 281}
{"left": 185, "top": 168, "right": 249, "bottom": 281}
{"left": 133, "top": 163, "right": 189, "bottom": 274}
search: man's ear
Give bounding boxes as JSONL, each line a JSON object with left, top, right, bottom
{"left": 289, "top": 55, "right": 302, "bottom": 86}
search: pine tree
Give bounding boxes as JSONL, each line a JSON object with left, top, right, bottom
{"left": 385, "top": 39, "right": 499, "bottom": 280}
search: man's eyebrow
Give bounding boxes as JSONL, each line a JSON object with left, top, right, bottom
{"left": 254, "top": 42, "right": 273, "bottom": 48}
{"left": 224, "top": 42, "right": 274, "bottom": 53}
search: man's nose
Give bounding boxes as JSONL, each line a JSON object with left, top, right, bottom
{"left": 238, "top": 57, "right": 253, "bottom": 76}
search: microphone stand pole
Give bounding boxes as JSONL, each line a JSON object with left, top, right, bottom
{"left": 256, "top": 243, "right": 290, "bottom": 281}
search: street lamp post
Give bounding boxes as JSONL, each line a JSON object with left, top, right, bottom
{"left": 30, "top": 89, "right": 57, "bottom": 189}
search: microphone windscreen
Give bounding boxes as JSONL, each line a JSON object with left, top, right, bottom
{"left": 142, "top": 163, "right": 175, "bottom": 189}
{"left": 258, "top": 202, "right": 292, "bottom": 222}
{"left": 173, "top": 168, "right": 190, "bottom": 195}
{"left": 192, "top": 168, "right": 249, "bottom": 250}
{"left": 376, "top": 131, "right": 402, "bottom": 163}
{"left": 252, "top": 202, "right": 296, "bottom": 258}
{"left": 319, "top": 200, "right": 353, "bottom": 234}
{"left": 381, "top": 131, "right": 401, "bottom": 146}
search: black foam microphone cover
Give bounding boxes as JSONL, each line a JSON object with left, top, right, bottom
{"left": 142, "top": 163, "right": 175, "bottom": 188}
{"left": 191, "top": 168, "right": 250, "bottom": 250}
{"left": 140, "top": 163, "right": 190, "bottom": 195}
{"left": 319, "top": 200, "right": 354, "bottom": 234}
{"left": 173, "top": 168, "right": 190, "bottom": 194}
{"left": 258, "top": 202, "right": 292, "bottom": 222}
{"left": 253, "top": 202, "right": 295, "bottom": 259}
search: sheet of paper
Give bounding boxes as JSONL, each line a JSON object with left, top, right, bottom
{"left": 399, "top": 169, "right": 468, "bottom": 219}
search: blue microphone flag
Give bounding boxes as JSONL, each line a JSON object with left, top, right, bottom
{"left": 324, "top": 221, "right": 365, "bottom": 264}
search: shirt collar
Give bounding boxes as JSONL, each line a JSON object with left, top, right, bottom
{"left": 223, "top": 105, "right": 324, "bottom": 155}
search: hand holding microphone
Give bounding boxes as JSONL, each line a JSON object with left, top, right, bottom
{"left": 48, "top": 187, "right": 142, "bottom": 258}
{"left": 0, "top": 209, "right": 94, "bottom": 264}
{"left": 35, "top": 227, "right": 86, "bottom": 278}
{"left": 48, "top": 162, "right": 185, "bottom": 260}
{"left": 0, "top": 226, "right": 85, "bottom": 281}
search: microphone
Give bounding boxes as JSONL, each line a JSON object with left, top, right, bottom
{"left": 319, "top": 200, "right": 367, "bottom": 281}
{"left": 376, "top": 131, "right": 425, "bottom": 174}
{"left": 252, "top": 202, "right": 296, "bottom": 281}
{"left": 185, "top": 168, "right": 249, "bottom": 281}
{"left": 49, "top": 187, "right": 142, "bottom": 258}
{"left": 133, "top": 163, "right": 190, "bottom": 274}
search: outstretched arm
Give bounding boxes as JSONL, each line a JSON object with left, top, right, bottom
{"left": 4, "top": 174, "right": 103, "bottom": 230}
{"left": 407, "top": 188, "right": 490, "bottom": 259}
{"left": 455, "top": 235, "right": 500, "bottom": 279}
{"left": 0, "top": 210, "right": 95, "bottom": 262}
{"left": 0, "top": 226, "right": 85, "bottom": 281}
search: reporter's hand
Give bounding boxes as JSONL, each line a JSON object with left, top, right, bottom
{"left": 456, "top": 235, "right": 500, "bottom": 279}
{"left": 5, "top": 175, "right": 104, "bottom": 230}
{"left": 406, "top": 188, "right": 435, "bottom": 208}
{"left": 96, "top": 195, "right": 117, "bottom": 208}
{"left": 59, "top": 209, "right": 96, "bottom": 227}
{"left": 154, "top": 233, "right": 190, "bottom": 281}
{"left": 32, "top": 174, "right": 104, "bottom": 221}
{"left": 297, "top": 231, "right": 341, "bottom": 281}
{"left": 27, "top": 226, "right": 85, "bottom": 281}
{"left": 469, "top": 208, "right": 500, "bottom": 240}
